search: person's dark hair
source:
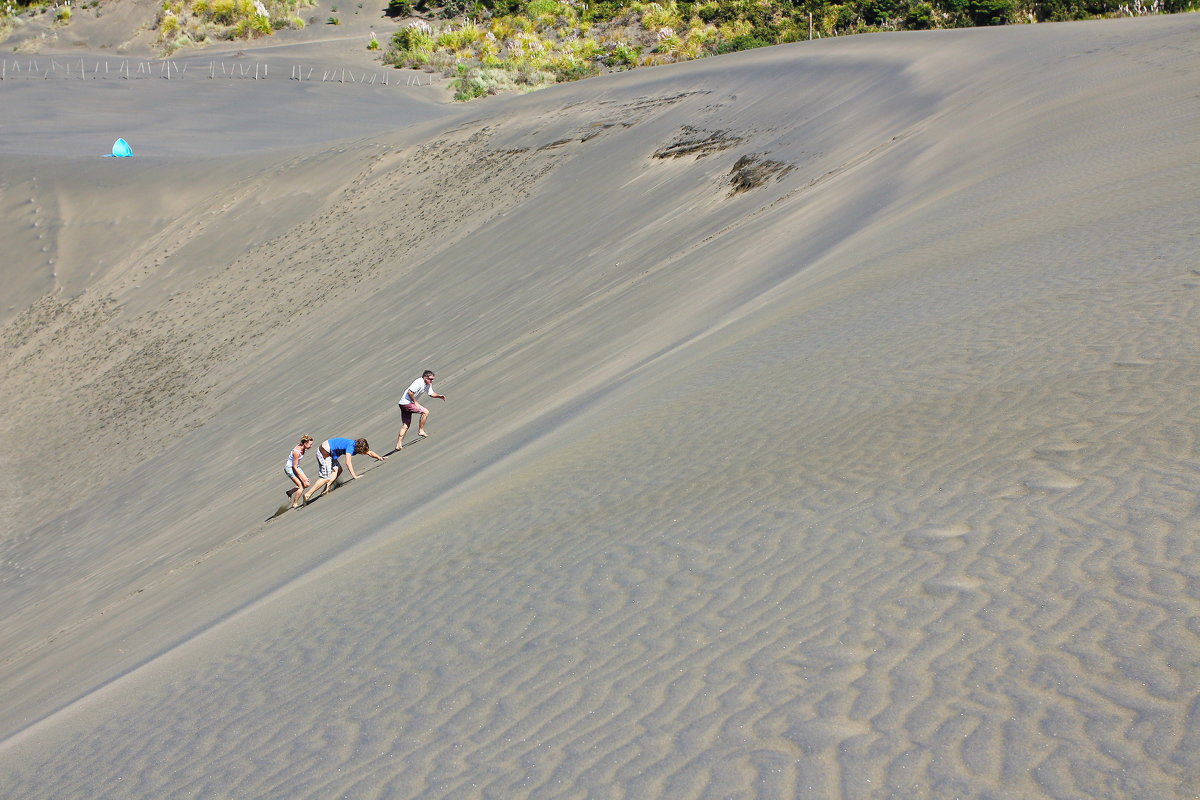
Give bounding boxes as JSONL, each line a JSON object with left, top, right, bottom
{"left": 422, "top": 370, "right": 435, "bottom": 379}
{"left": 355, "top": 438, "right": 369, "bottom": 455}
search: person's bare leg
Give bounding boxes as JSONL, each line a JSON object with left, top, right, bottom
{"left": 289, "top": 476, "right": 304, "bottom": 508}
{"left": 417, "top": 410, "right": 430, "bottom": 437}
{"left": 395, "top": 423, "right": 409, "bottom": 451}
{"left": 303, "top": 477, "right": 327, "bottom": 502}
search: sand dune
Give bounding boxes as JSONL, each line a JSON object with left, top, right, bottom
{"left": 1, "top": 14, "right": 1199, "bottom": 799}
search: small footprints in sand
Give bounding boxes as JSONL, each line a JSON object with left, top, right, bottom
{"left": 902, "top": 522, "right": 972, "bottom": 550}
{"left": 922, "top": 575, "right": 985, "bottom": 596}
{"left": 782, "top": 716, "right": 873, "bottom": 755}
{"left": 1021, "top": 473, "right": 1085, "bottom": 492}
{"left": 1031, "top": 441, "right": 1086, "bottom": 459}
{"left": 907, "top": 522, "right": 972, "bottom": 539}
{"left": 1022, "top": 442, "right": 1087, "bottom": 491}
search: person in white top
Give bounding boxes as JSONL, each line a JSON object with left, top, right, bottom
{"left": 395, "top": 369, "right": 446, "bottom": 450}
{"left": 284, "top": 434, "right": 314, "bottom": 508}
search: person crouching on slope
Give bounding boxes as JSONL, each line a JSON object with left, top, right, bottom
{"left": 285, "top": 434, "right": 314, "bottom": 508}
{"left": 303, "top": 437, "right": 387, "bottom": 502}
{"left": 395, "top": 370, "right": 446, "bottom": 451}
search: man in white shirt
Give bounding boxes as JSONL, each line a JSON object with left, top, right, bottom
{"left": 395, "top": 369, "right": 446, "bottom": 450}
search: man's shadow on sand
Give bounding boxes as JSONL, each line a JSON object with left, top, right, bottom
{"left": 382, "top": 434, "right": 427, "bottom": 459}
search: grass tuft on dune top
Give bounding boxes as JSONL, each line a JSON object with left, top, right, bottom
{"left": 381, "top": 0, "right": 1199, "bottom": 99}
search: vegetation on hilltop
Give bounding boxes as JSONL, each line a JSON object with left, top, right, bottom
{"left": 383, "top": 0, "right": 1196, "bottom": 99}
{"left": 3, "top": 0, "right": 315, "bottom": 53}
{"left": 3, "top": 0, "right": 1194, "bottom": 89}
{"left": 151, "top": 0, "right": 314, "bottom": 53}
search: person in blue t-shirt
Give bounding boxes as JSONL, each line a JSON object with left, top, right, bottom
{"left": 303, "top": 436, "right": 386, "bottom": 502}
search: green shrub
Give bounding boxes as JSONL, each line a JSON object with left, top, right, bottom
{"left": 209, "top": 0, "right": 242, "bottom": 24}
{"left": 716, "top": 31, "right": 769, "bottom": 52}
{"left": 939, "top": 0, "right": 1017, "bottom": 22}
{"left": 392, "top": 25, "right": 435, "bottom": 50}
{"left": 385, "top": 0, "right": 412, "bottom": 15}
{"left": 436, "top": 22, "right": 485, "bottom": 50}
{"left": 552, "top": 60, "right": 600, "bottom": 81}
{"left": 452, "top": 74, "right": 490, "bottom": 100}
{"left": 234, "top": 13, "right": 272, "bottom": 34}
{"left": 640, "top": 0, "right": 682, "bottom": 29}
{"left": 604, "top": 41, "right": 639, "bottom": 67}
{"left": 524, "top": 0, "right": 564, "bottom": 14}
{"left": 975, "top": 0, "right": 1016, "bottom": 22}
{"left": 696, "top": 0, "right": 737, "bottom": 22}
{"left": 583, "top": 0, "right": 624, "bottom": 18}
{"left": 822, "top": 3, "right": 857, "bottom": 31}
{"left": 384, "top": 47, "right": 432, "bottom": 66}
{"left": 860, "top": 0, "right": 902, "bottom": 24}
{"left": 905, "top": 0, "right": 935, "bottom": 26}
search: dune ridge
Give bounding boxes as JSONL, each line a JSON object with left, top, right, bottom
{"left": 2, "top": 14, "right": 1199, "bottom": 799}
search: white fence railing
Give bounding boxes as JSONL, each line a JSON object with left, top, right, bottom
{"left": 0, "top": 58, "right": 434, "bottom": 86}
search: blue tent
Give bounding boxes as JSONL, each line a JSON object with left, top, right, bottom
{"left": 109, "top": 138, "right": 133, "bottom": 157}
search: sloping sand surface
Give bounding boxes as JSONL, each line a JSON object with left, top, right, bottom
{"left": 1, "top": 14, "right": 1199, "bottom": 799}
